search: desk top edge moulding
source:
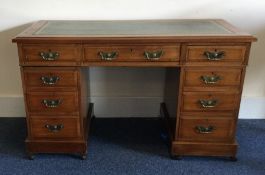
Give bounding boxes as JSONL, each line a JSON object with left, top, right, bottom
{"left": 12, "top": 19, "right": 257, "bottom": 160}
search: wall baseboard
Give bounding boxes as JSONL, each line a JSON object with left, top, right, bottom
{"left": 0, "top": 96, "right": 264, "bottom": 119}
{"left": 91, "top": 97, "right": 163, "bottom": 118}
{"left": 239, "top": 97, "right": 265, "bottom": 119}
{"left": 0, "top": 96, "right": 26, "bottom": 117}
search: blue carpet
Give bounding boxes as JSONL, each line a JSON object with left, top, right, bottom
{"left": 0, "top": 118, "right": 264, "bottom": 175}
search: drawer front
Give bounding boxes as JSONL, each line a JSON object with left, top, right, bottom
{"left": 186, "top": 45, "right": 246, "bottom": 63}
{"left": 27, "top": 91, "right": 79, "bottom": 114}
{"left": 22, "top": 44, "right": 82, "bottom": 64}
{"left": 182, "top": 92, "right": 239, "bottom": 112}
{"left": 178, "top": 117, "right": 235, "bottom": 142}
{"left": 131, "top": 45, "right": 180, "bottom": 61}
{"left": 30, "top": 117, "right": 81, "bottom": 138}
{"left": 84, "top": 46, "right": 131, "bottom": 61}
{"left": 184, "top": 68, "right": 242, "bottom": 87}
{"left": 84, "top": 45, "right": 180, "bottom": 62}
{"left": 24, "top": 68, "right": 78, "bottom": 88}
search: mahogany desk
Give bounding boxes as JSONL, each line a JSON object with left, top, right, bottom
{"left": 12, "top": 20, "right": 257, "bottom": 160}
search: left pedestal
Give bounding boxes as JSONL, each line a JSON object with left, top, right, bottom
{"left": 20, "top": 67, "right": 91, "bottom": 159}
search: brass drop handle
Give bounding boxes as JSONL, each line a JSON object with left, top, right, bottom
{"left": 42, "top": 99, "right": 61, "bottom": 108}
{"left": 144, "top": 50, "right": 163, "bottom": 60}
{"left": 199, "top": 99, "right": 218, "bottom": 108}
{"left": 204, "top": 50, "right": 225, "bottom": 61}
{"left": 41, "top": 76, "right": 60, "bottom": 85}
{"left": 45, "top": 124, "right": 64, "bottom": 132}
{"left": 195, "top": 125, "right": 215, "bottom": 134}
{"left": 201, "top": 75, "right": 221, "bottom": 84}
{"left": 99, "top": 51, "right": 118, "bottom": 61}
{"left": 39, "top": 50, "right": 59, "bottom": 61}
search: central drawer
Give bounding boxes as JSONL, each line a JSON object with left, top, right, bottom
{"left": 27, "top": 91, "right": 79, "bottom": 114}
{"left": 182, "top": 91, "right": 240, "bottom": 112}
{"left": 29, "top": 117, "right": 81, "bottom": 139}
{"left": 84, "top": 45, "right": 180, "bottom": 62}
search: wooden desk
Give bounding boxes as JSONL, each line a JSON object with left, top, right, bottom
{"left": 12, "top": 19, "right": 257, "bottom": 160}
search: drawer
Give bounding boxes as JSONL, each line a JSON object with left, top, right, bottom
{"left": 29, "top": 117, "right": 81, "bottom": 139}
{"left": 23, "top": 68, "right": 78, "bottom": 88}
{"left": 21, "top": 44, "right": 82, "bottom": 64}
{"left": 182, "top": 92, "right": 240, "bottom": 112}
{"left": 184, "top": 68, "right": 242, "bottom": 87}
{"left": 84, "top": 45, "right": 180, "bottom": 62}
{"left": 178, "top": 117, "right": 235, "bottom": 142}
{"left": 27, "top": 91, "right": 79, "bottom": 114}
{"left": 131, "top": 45, "right": 180, "bottom": 61}
{"left": 186, "top": 45, "right": 246, "bottom": 63}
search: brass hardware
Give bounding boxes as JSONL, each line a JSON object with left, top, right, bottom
{"left": 204, "top": 50, "right": 225, "bottom": 60}
{"left": 201, "top": 75, "right": 221, "bottom": 84}
{"left": 195, "top": 125, "right": 215, "bottom": 134}
{"left": 45, "top": 124, "right": 64, "bottom": 132}
{"left": 39, "top": 50, "right": 59, "bottom": 61}
{"left": 199, "top": 99, "right": 218, "bottom": 108}
{"left": 42, "top": 99, "right": 61, "bottom": 108}
{"left": 144, "top": 50, "right": 163, "bottom": 60}
{"left": 98, "top": 51, "right": 118, "bottom": 61}
{"left": 41, "top": 76, "right": 60, "bottom": 85}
